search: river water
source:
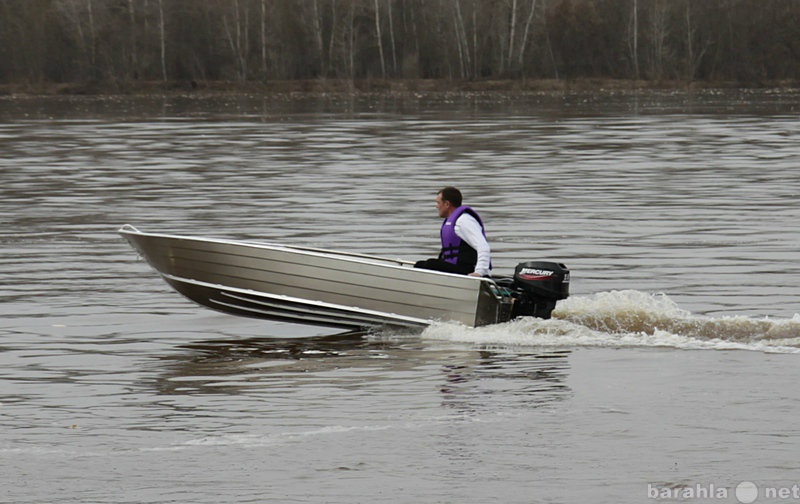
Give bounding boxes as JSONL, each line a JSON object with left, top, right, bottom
{"left": 1, "top": 90, "right": 799, "bottom": 503}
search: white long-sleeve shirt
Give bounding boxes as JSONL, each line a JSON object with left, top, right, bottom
{"left": 453, "top": 213, "right": 492, "bottom": 276}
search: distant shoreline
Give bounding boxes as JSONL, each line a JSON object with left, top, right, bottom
{"left": 2, "top": 78, "right": 799, "bottom": 97}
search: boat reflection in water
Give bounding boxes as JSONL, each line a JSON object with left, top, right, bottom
{"left": 154, "top": 331, "right": 572, "bottom": 417}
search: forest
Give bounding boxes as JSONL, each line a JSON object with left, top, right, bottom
{"left": 1, "top": 0, "right": 798, "bottom": 92}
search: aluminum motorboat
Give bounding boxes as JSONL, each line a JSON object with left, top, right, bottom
{"left": 119, "top": 225, "right": 569, "bottom": 330}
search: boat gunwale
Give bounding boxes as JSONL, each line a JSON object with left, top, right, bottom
{"left": 118, "top": 226, "right": 493, "bottom": 287}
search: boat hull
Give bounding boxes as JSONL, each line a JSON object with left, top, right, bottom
{"left": 119, "top": 227, "right": 510, "bottom": 329}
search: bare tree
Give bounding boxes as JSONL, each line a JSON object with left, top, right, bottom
{"left": 517, "top": 0, "right": 538, "bottom": 72}
{"left": 507, "top": 0, "right": 518, "bottom": 73}
{"left": 386, "top": 0, "right": 397, "bottom": 74}
{"left": 683, "top": 1, "right": 708, "bottom": 81}
{"left": 221, "top": 0, "right": 249, "bottom": 82}
{"left": 127, "top": 0, "right": 138, "bottom": 79}
{"left": 374, "top": 0, "right": 386, "bottom": 77}
{"left": 453, "top": 0, "right": 471, "bottom": 78}
{"left": 158, "top": 0, "right": 166, "bottom": 81}
{"left": 347, "top": 0, "right": 356, "bottom": 80}
{"left": 629, "top": 0, "right": 639, "bottom": 79}
{"left": 329, "top": 0, "right": 338, "bottom": 76}
{"left": 86, "top": 0, "right": 96, "bottom": 76}
{"left": 647, "top": 0, "right": 670, "bottom": 79}
{"left": 261, "top": 0, "right": 268, "bottom": 80}
{"left": 312, "top": 0, "right": 326, "bottom": 75}
{"left": 472, "top": 0, "right": 479, "bottom": 78}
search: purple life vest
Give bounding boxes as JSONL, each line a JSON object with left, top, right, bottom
{"left": 439, "top": 206, "right": 487, "bottom": 268}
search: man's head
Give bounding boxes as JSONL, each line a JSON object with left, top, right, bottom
{"left": 436, "top": 186, "right": 462, "bottom": 218}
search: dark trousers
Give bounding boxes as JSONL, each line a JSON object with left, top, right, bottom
{"left": 414, "top": 258, "right": 473, "bottom": 275}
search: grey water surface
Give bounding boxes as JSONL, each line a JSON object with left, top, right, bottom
{"left": 2, "top": 90, "right": 800, "bottom": 503}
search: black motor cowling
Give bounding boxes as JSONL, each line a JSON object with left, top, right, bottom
{"left": 510, "top": 261, "right": 570, "bottom": 319}
{"left": 514, "top": 261, "right": 570, "bottom": 300}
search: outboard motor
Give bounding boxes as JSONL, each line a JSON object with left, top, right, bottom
{"left": 510, "top": 261, "right": 570, "bottom": 319}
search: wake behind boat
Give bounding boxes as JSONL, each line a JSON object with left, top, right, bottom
{"left": 119, "top": 225, "right": 569, "bottom": 330}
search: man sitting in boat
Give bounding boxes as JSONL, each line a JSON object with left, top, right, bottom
{"left": 414, "top": 186, "right": 492, "bottom": 277}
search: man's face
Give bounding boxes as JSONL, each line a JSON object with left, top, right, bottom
{"left": 435, "top": 193, "right": 451, "bottom": 218}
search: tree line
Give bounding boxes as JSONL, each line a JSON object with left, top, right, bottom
{"left": 1, "top": 0, "right": 798, "bottom": 89}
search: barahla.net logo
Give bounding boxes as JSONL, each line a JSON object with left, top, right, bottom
{"left": 648, "top": 481, "right": 800, "bottom": 502}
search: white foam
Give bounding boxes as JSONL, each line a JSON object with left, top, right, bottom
{"left": 421, "top": 290, "right": 800, "bottom": 354}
